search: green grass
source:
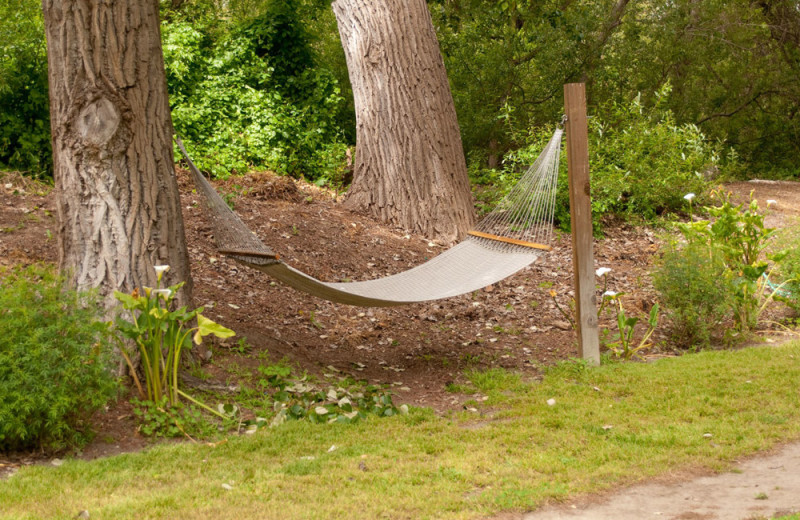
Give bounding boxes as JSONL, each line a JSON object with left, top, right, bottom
{"left": 2, "top": 344, "right": 800, "bottom": 519}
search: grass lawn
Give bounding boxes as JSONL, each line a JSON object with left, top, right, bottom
{"left": 2, "top": 343, "right": 799, "bottom": 519}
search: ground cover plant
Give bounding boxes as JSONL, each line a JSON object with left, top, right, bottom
{"left": 2, "top": 343, "right": 799, "bottom": 519}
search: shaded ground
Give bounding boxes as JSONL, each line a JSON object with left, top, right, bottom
{"left": 1, "top": 170, "right": 799, "bottom": 519}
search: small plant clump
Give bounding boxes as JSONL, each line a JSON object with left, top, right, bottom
{"left": 112, "top": 265, "right": 237, "bottom": 438}
{"left": 0, "top": 264, "right": 117, "bottom": 452}
{"left": 550, "top": 267, "right": 660, "bottom": 361}
{"left": 112, "top": 265, "right": 235, "bottom": 407}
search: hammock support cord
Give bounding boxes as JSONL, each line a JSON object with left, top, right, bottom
{"left": 177, "top": 128, "right": 563, "bottom": 307}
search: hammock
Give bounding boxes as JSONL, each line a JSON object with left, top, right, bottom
{"left": 178, "top": 128, "right": 563, "bottom": 307}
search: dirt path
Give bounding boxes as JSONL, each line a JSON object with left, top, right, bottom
{"left": 517, "top": 442, "right": 800, "bottom": 519}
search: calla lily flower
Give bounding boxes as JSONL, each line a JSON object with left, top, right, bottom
{"left": 152, "top": 289, "right": 172, "bottom": 300}
{"left": 684, "top": 193, "right": 696, "bottom": 202}
{"left": 596, "top": 267, "right": 611, "bottom": 277}
{"left": 154, "top": 264, "right": 170, "bottom": 282}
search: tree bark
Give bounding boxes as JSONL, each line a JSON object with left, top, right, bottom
{"left": 332, "top": 0, "right": 475, "bottom": 244}
{"left": 42, "top": 0, "right": 191, "bottom": 310}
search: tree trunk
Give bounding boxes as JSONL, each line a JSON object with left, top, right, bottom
{"left": 42, "top": 0, "right": 191, "bottom": 310}
{"left": 332, "top": 0, "right": 475, "bottom": 244}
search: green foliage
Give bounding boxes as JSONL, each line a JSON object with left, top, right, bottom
{"left": 586, "top": 85, "right": 726, "bottom": 223}
{"left": 0, "top": 0, "right": 51, "bottom": 176}
{"left": 112, "top": 265, "right": 234, "bottom": 407}
{"left": 132, "top": 397, "right": 219, "bottom": 439}
{"left": 602, "top": 294, "right": 659, "bottom": 360}
{"left": 775, "top": 231, "right": 800, "bottom": 315}
{"left": 162, "top": 4, "right": 348, "bottom": 181}
{"left": 432, "top": 0, "right": 800, "bottom": 177}
{"left": 475, "top": 86, "right": 730, "bottom": 231}
{"left": 652, "top": 241, "right": 731, "bottom": 349}
{"left": 236, "top": 361, "right": 408, "bottom": 429}
{"left": 0, "top": 264, "right": 117, "bottom": 451}
{"left": 653, "top": 191, "right": 785, "bottom": 346}
{"left": 701, "top": 192, "right": 784, "bottom": 330}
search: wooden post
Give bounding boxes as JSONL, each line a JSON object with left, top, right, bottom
{"left": 564, "top": 83, "right": 600, "bottom": 364}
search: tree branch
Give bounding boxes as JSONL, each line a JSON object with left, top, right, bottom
{"left": 695, "top": 90, "right": 778, "bottom": 125}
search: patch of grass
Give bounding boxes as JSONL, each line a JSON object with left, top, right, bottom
{"left": 465, "top": 367, "right": 526, "bottom": 397}
{"left": 2, "top": 344, "right": 800, "bottom": 519}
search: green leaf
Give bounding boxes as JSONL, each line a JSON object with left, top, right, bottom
{"left": 193, "top": 313, "right": 235, "bottom": 345}
{"left": 114, "top": 290, "right": 143, "bottom": 309}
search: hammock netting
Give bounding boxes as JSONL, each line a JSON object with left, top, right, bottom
{"left": 178, "top": 128, "right": 563, "bottom": 307}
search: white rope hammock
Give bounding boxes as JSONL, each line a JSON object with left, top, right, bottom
{"left": 178, "top": 128, "right": 563, "bottom": 307}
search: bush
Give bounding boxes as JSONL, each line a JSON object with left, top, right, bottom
{"left": 162, "top": 5, "right": 348, "bottom": 182}
{"left": 586, "top": 84, "right": 724, "bottom": 223}
{"left": 653, "top": 192, "right": 784, "bottom": 347}
{"left": 0, "top": 0, "right": 51, "bottom": 176}
{"left": 475, "top": 84, "right": 737, "bottom": 232}
{"left": 774, "top": 231, "right": 800, "bottom": 315}
{"left": 0, "top": 265, "right": 117, "bottom": 452}
{"left": 652, "top": 241, "right": 731, "bottom": 349}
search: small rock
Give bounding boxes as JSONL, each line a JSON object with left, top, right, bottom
{"left": 74, "top": 511, "right": 90, "bottom": 519}
{"left": 553, "top": 320, "right": 571, "bottom": 330}
{"left": 221, "top": 483, "right": 233, "bottom": 491}
{"left": 703, "top": 433, "right": 713, "bottom": 438}
{"left": 602, "top": 425, "right": 613, "bottom": 431}
{"left": 327, "top": 445, "right": 337, "bottom": 453}
{"left": 546, "top": 398, "right": 556, "bottom": 406}
{"left": 50, "top": 458, "right": 64, "bottom": 467}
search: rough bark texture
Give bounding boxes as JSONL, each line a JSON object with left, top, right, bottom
{"left": 42, "top": 0, "right": 191, "bottom": 310}
{"left": 332, "top": 0, "right": 475, "bottom": 244}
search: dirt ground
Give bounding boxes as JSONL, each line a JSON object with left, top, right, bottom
{"left": 515, "top": 442, "right": 800, "bottom": 520}
{"left": 1, "top": 171, "right": 799, "bottom": 517}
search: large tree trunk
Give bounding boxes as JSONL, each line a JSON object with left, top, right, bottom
{"left": 332, "top": 0, "right": 475, "bottom": 244}
{"left": 42, "top": 0, "right": 191, "bottom": 310}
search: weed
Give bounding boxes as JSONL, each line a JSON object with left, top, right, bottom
{"left": 132, "top": 397, "right": 221, "bottom": 439}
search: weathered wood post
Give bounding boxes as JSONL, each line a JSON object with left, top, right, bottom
{"left": 564, "top": 83, "right": 600, "bottom": 364}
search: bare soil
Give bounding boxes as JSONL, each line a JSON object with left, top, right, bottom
{"left": 516, "top": 442, "right": 800, "bottom": 520}
{"left": 1, "top": 171, "right": 799, "bottom": 519}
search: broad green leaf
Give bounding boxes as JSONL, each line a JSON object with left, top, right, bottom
{"left": 193, "top": 313, "right": 235, "bottom": 344}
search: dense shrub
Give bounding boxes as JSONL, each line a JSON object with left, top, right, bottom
{"left": 652, "top": 241, "right": 731, "bottom": 349}
{"left": 0, "top": 265, "right": 117, "bottom": 452}
{"left": 0, "top": 1, "right": 51, "bottom": 176}
{"left": 162, "top": 3, "right": 348, "bottom": 182}
{"left": 475, "top": 84, "right": 736, "bottom": 232}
